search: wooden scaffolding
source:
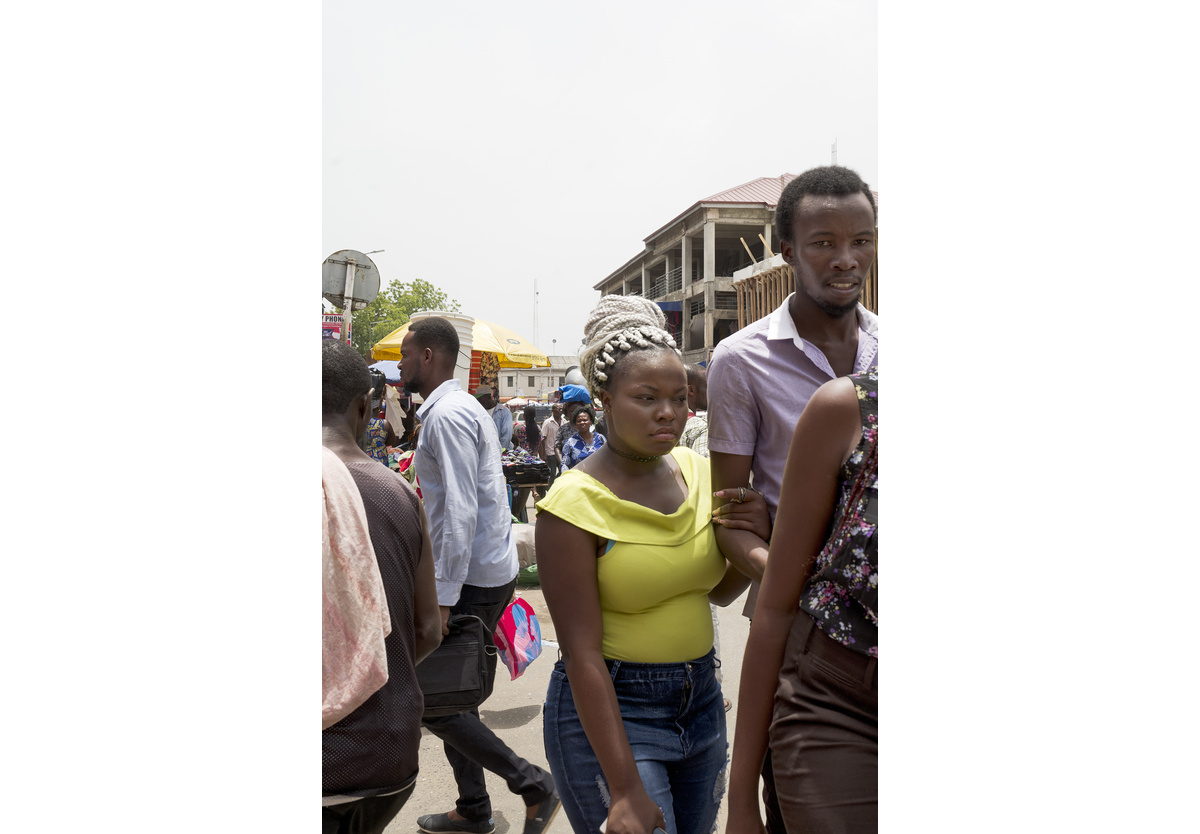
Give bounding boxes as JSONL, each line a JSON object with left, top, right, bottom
{"left": 733, "top": 258, "right": 878, "bottom": 329}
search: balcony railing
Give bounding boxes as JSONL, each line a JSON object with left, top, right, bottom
{"left": 715, "top": 292, "right": 738, "bottom": 310}
{"left": 647, "top": 265, "right": 684, "bottom": 299}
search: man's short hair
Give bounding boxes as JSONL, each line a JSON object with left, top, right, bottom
{"left": 686, "top": 364, "right": 706, "bottom": 386}
{"left": 322, "top": 340, "right": 372, "bottom": 416}
{"left": 408, "top": 317, "right": 460, "bottom": 362}
{"left": 775, "top": 166, "right": 877, "bottom": 243}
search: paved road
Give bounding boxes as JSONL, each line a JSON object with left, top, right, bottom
{"left": 386, "top": 501, "right": 754, "bottom": 834}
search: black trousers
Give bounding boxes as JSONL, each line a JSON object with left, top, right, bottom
{"left": 538, "top": 456, "right": 560, "bottom": 498}
{"left": 421, "top": 578, "right": 556, "bottom": 821}
{"left": 322, "top": 782, "right": 416, "bottom": 834}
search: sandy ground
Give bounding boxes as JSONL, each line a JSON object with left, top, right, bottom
{"left": 383, "top": 494, "right": 754, "bottom": 834}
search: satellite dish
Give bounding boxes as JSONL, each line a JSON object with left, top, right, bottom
{"left": 322, "top": 250, "right": 381, "bottom": 311}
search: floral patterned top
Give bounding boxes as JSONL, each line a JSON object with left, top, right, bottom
{"left": 799, "top": 367, "right": 878, "bottom": 657}
{"left": 513, "top": 420, "right": 541, "bottom": 454}
{"left": 365, "top": 418, "right": 389, "bottom": 466}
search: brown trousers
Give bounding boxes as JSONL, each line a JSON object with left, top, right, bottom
{"left": 769, "top": 613, "right": 878, "bottom": 833}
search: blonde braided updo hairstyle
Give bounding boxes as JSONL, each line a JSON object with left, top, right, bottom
{"left": 578, "top": 294, "right": 681, "bottom": 400}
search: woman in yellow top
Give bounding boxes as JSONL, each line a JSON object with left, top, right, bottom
{"left": 536, "top": 295, "right": 767, "bottom": 834}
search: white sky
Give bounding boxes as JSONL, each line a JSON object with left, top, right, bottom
{"left": 12, "top": 2, "right": 1200, "bottom": 829}
{"left": 323, "top": 0, "right": 877, "bottom": 358}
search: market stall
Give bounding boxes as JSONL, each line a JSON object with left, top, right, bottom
{"left": 371, "top": 311, "right": 553, "bottom": 521}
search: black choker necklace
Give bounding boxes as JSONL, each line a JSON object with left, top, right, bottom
{"left": 606, "top": 442, "right": 661, "bottom": 463}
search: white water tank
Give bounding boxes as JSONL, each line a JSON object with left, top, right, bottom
{"left": 409, "top": 310, "right": 477, "bottom": 391}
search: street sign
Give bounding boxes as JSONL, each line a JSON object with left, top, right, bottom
{"left": 322, "top": 249, "right": 381, "bottom": 310}
{"left": 322, "top": 313, "right": 348, "bottom": 343}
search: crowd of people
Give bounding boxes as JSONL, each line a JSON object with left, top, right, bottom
{"left": 322, "top": 164, "right": 880, "bottom": 834}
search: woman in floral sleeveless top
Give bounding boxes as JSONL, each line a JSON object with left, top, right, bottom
{"left": 726, "top": 367, "right": 878, "bottom": 834}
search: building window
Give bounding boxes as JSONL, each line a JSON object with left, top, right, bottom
{"left": 690, "top": 297, "right": 706, "bottom": 317}
{"left": 716, "top": 291, "right": 738, "bottom": 310}
{"left": 559, "top": 376, "right": 565, "bottom": 386}
{"left": 527, "top": 376, "right": 535, "bottom": 387}
{"left": 506, "top": 376, "right": 514, "bottom": 388}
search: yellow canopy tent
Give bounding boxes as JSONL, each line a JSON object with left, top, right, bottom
{"left": 371, "top": 315, "right": 549, "bottom": 368}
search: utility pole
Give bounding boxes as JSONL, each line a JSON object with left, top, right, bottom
{"left": 341, "top": 257, "right": 357, "bottom": 344}
{"left": 532, "top": 277, "right": 539, "bottom": 350}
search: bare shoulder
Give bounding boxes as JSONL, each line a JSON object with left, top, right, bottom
{"left": 535, "top": 507, "right": 601, "bottom": 566}
{"left": 804, "top": 377, "right": 860, "bottom": 420}
{"left": 794, "top": 377, "right": 863, "bottom": 462}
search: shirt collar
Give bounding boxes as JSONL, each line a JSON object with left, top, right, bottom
{"left": 767, "top": 293, "right": 879, "bottom": 351}
{"left": 416, "top": 378, "right": 461, "bottom": 420}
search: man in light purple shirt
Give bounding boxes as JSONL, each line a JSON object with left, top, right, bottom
{"left": 709, "top": 165, "right": 878, "bottom": 609}
{"left": 709, "top": 297, "right": 878, "bottom": 530}
{"left": 707, "top": 165, "right": 878, "bottom": 834}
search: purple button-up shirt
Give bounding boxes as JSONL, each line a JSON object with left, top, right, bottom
{"left": 707, "top": 296, "right": 879, "bottom": 522}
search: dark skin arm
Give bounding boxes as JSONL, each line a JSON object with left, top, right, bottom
{"left": 710, "top": 452, "right": 770, "bottom": 583}
{"left": 711, "top": 486, "right": 771, "bottom": 539}
{"left": 725, "top": 378, "right": 862, "bottom": 834}
{"left": 708, "top": 560, "right": 754, "bottom": 607}
{"left": 537, "top": 511, "right": 667, "bottom": 834}
{"left": 708, "top": 487, "right": 769, "bottom": 605}
{"left": 411, "top": 500, "right": 445, "bottom": 660}
{"left": 401, "top": 401, "right": 418, "bottom": 444}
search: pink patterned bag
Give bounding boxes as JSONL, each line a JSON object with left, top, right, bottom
{"left": 493, "top": 597, "right": 543, "bottom": 681}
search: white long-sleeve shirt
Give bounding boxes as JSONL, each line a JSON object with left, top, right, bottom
{"left": 415, "top": 380, "right": 517, "bottom": 606}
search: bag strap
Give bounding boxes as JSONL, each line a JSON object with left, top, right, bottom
{"left": 445, "top": 613, "right": 498, "bottom": 655}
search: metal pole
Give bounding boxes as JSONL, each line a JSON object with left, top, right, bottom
{"left": 341, "top": 258, "right": 357, "bottom": 343}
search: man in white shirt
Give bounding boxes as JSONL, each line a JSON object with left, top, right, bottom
{"left": 537, "top": 402, "right": 565, "bottom": 492}
{"left": 400, "top": 317, "right": 560, "bottom": 834}
{"left": 474, "top": 386, "right": 513, "bottom": 452}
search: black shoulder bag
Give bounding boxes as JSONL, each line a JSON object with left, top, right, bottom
{"left": 415, "top": 613, "right": 497, "bottom": 719}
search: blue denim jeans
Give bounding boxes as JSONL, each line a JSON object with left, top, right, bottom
{"left": 543, "top": 649, "right": 727, "bottom": 834}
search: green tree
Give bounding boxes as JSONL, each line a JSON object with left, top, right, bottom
{"left": 339, "top": 278, "right": 462, "bottom": 358}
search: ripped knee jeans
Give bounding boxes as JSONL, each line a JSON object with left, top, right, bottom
{"left": 543, "top": 649, "right": 727, "bottom": 834}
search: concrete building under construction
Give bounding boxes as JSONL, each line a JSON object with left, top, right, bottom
{"left": 593, "top": 175, "right": 794, "bottom": 367}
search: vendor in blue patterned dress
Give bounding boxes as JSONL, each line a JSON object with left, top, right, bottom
{"left": 363, "top": 392, "right": 397, "bottom": 467}
{"left": 559, "top": 405, "right": 605, "bottom": 472}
